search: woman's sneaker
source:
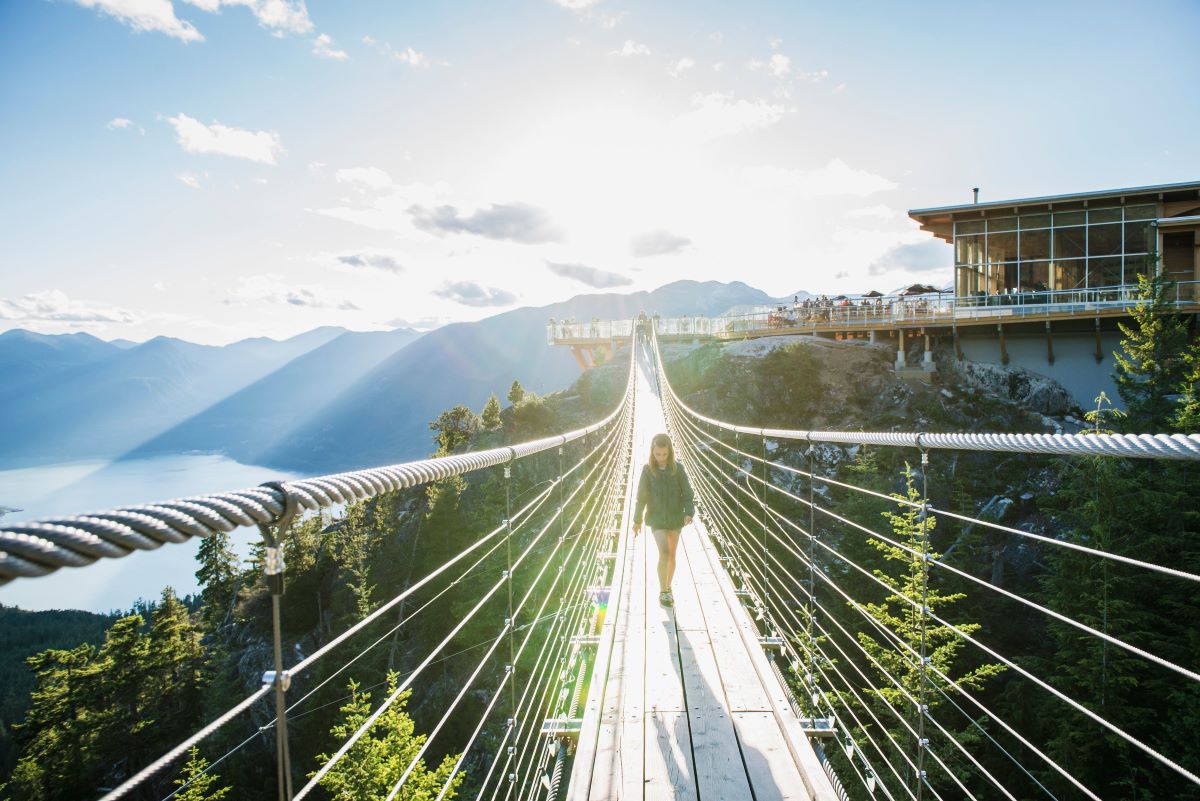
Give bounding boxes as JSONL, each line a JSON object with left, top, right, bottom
{"left": 659, "top": 591, "right": 673, "bottom": 607}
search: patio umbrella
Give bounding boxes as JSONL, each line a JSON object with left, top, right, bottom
{"left": 862, "top": 290, "right": 884, "bottom": 297}
{"left": 901, "top": 283, "right": 941, "bottom": 296}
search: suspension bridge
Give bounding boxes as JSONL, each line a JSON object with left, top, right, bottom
{"left": 2, "top": 326, "right": 1199, "bottom": 801}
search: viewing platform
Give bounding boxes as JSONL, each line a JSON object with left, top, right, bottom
{"left": 549, "top": 280, "right": 1200, "bottom": 372}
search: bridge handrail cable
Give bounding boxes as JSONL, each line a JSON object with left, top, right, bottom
{"left": 0, "top": 387, "right": 630, "bottom": 586}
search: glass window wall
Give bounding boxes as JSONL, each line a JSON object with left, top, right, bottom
{"left": 954, "top": 202, "right": 1159, "bottom": 296}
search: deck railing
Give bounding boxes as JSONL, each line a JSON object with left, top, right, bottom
{"left": 547, "top": 280, "right": 1200, "bottom": 343}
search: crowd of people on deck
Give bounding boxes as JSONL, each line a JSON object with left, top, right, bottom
{"left": 768, "top": 294, "right": 893, "bottom": 327}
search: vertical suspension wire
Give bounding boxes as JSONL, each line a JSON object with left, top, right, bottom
{"left": 504, "top": 461, "right": 518, "bottom": 742}
{"left": 916, "top": 448, "right": 931, "bottom": 801}
{"left": 807, "top": 434, "right": 818, "bottom": 713}
{"left": 759, "top": 431, "right": 770, "bottom": 627}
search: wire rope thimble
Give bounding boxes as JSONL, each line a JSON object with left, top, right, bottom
{"left": 257, "top": 480, "right": 300, "bottom": 596}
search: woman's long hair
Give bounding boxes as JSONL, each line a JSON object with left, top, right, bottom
{"left": 647, "top": 432, "right": 677, "bottom": 473}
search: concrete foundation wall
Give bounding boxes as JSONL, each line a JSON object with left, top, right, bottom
{"left": 957, "top": 329, "right": 1125, "bottom": 410}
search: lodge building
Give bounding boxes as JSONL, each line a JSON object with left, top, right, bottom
{"left": 908, "top": 180, "right": 1200, "bottom": 298}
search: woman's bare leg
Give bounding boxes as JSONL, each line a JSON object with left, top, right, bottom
{"left": 654, "top": 529, "right": 681, "bottom": 592}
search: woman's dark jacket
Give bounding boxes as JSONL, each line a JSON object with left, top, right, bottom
{"left": 633, "top": 462, "right": 696, "bottom": 530}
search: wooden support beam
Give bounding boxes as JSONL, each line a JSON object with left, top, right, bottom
{"left": 1045, "top": 321, "right": 1054, "bottom": 365}
{"left": 997, "top": 323, "right": 1009, "bottom": 365}
{"left": 1095, "top": 317, "right": 1104, "bottom": 363}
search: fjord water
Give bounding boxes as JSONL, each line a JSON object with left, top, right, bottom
{"left": 0, "top": 455, "right": 300, "bottom": 612}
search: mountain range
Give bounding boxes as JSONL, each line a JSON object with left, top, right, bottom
{"left": 0, "top": 280, "right": 795, "bottom": 473}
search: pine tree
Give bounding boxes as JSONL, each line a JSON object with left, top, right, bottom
{"left": 310, "top": 675, "right": 463, "bottom": 801}
{"left": 146, "top": 589, "right": 207, "bottom": 748}
{"left": 1113, "top": 270, "right": 1189, "bottom": 431}
{"left": 481, "top": 394, "right": 502, "bottom": 431}
{"left": 429, "top": 405, "right": 479, "bottom": 456}
{"left": 172, "top": 746, "right": 231, "bottom": 801}
{"left": 854, "top": 469, "right": 1004, "bottom": 793}
{"left": 195, "top": 533, "right": 239, "bottom": 630}
{"left": 506, "top": 379, "right": 526, "bottom": 406}
{"left": 1171, "top": 342, "right": 1200, "bottom": 433}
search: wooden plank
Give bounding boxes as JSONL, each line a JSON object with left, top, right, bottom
{"left": 732, "top": 711, "right": 813, "bottom": 801}
{"left": 644, "top": 527, "right": 687, "bottom": 712}
{"left": 677, "top": 635, "right": 754, "bottom": 801}
{"left": 691, "top": 518, "right": 840, "bottom": 801}
{"left": 582, "top": 517, "right": 637, "bottom": 801}
{"left": 617, "top": 530, "right": 647, "bottom": 801}
{"left": 644, "top": 711, "right": 697, "bottom": 801}
{"left": 670, "top": 534, "right": 708, "bottom": 631}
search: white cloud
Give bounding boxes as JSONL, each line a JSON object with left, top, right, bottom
{"left": 550, "top": 0, "right": 600, "bottom": 8}
{"left": 596, "top": 11, "right": 625, "bottom": 29}
{"left": 180, "top": 0, "right": 312, "bottom": 35}
{"left": 743, "top": 158, "right": 897, "bottom": 198}
{"left": 868, "top": 239, "right": 952, "bottom": 276}
{"left": 363, "top": 36, "right": 443, "bottom": 67}
{"left": 630, "top": 229, "right": 691, "bottom": 258}
{"left": 335, "top": 251, "right": 405, "bottom": 274}
{"left": 671, "top": 92, "right": 787, "bottom": 143}
{"left": 798, "top": 68, "right": 830, "bottom": 83}
{"left": 845, "top": 204, "right": 897, "bottom": 220}
{"left": 227, "top": 274, "right": 360, "bottom": 310}
{"left": 73, "top": 0, "right": 204, "bottom": 42}
{"left": 177, "top": 172, "right": 204, "bottom": 189}
{"left": 335, "top": 166, "right": 394, "bottom": 191}
{"left": 749, "top": 53, "right": 790, "bottom": 77}
{"left": 610, "top": 40, "right": 651, "bottom": 57}
{"left": 106, "top": 117, "right": 134, "bottom": 130}
{"left": 310, "top": 179, "right": 453, "bottom": 234}
{"left": 393, "top": 46, "right": 429, "bottom": 67}
{"left": 769, "top": 37, "right": 783, "bottom": 50}
{"left": 0, "top": 290, "right": 139, "bottom": 325}
{"left": 168, "top": 113, "right": 283, "bottom": 164}
{"left": 667, "top": 57, "right": 695, "bottom": 78}
{"left": 312, "top": 33, "right": 347, "bottom": 60}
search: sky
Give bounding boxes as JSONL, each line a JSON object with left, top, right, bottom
{"left": 1, "top": 0, "right": 1198, "bottom": 345}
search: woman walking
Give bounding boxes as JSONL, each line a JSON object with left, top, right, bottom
{"left": 632, "top": 432, "right": 695, "bottom": 606}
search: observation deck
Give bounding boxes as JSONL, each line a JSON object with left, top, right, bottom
{"left": 548, "top": 281, "right": 1200, "bottom": 371}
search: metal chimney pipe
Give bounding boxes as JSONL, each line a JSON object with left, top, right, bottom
{"left": 973, "top": 187, "right": 980, "bottom": 204}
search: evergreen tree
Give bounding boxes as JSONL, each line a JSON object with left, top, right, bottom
{"left": 1113, "top": 270, "right": 1189, "bottom": 431}
{"left": 146, "top": 589, "right": 207, "bottom": 748}
{"left": 429, "top": 405, "right": 479, "bottom": 456}
{"left": 506, "top": 380, "right": 526, "bottom": 407}
{"left": 1171, "top": 341, "right": 1200, "bottom": 433}
{"left": 310, "top": 675, "right": 462, "bottom": 801}
{"left": 480, "top": 394, "right": 502, "bottom": 431}
{"left": 854, "top": 470, "right": 1004, "bottom": 792}
{"left": 172, "top": 746, "right": 231, "bottom": 801}
{"left": 195, "top": 533, "right": 239, "bottom": 630}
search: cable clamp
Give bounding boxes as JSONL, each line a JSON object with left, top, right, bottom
{"left": 503, "top": 466, "right": 512, "bottom": 479}
{"left": 264, "top": 546, "right": 283, "bottom": 576}
{"left": 262, "top": 670, "right": 291, "bottom": 692}
{"left": 918, "top": 738, "right": 929, "bottom": 748}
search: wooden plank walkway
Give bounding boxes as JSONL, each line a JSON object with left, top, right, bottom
{"left": 568, "top": 350, "right": 838, "bottom": 801}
